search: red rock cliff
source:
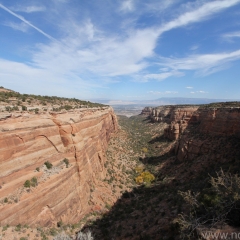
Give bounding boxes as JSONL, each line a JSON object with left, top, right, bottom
{"left": 0, "top": 107, "right": 118, "bottom": 226}
{"left": 176, "top": 107, "right": 240, "bottom": 161}
{"left": 147, "top": 104, "right": 240, "bottom": 162}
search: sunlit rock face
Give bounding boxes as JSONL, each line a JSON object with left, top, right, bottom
{"left": 147, "top": 104, "right": 240, "bottom": 161}
{"left": 0, "top": 107, "right": 118, "bottom": 226}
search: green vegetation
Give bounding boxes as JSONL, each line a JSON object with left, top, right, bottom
{"left": 24, "top": 177, "right": 38, "bottom": 188}
{"left": 80, "top": 113, "right": 240, "bottom": 239}
{"left": 22, "top": 105, "right": 27, "bottom": 111}
{"left": 15, "top": 224, "right": 21, "bottom": 231}
{"left": 49, "top": 228, "right": 58, "bottom": 236}
{"left": 202, "top": 101, "right": 240, "bottom": 108}
{"left": 24, "top": 180, "right": 31, "bottom": 188}
{"left": 2, "top": 224, "right": 9, "bottom": 231}
{"left": 0, "top": 89, "right": 107, "bottom": 111}
{"left": 135, "top": 171, "right": 155, "bottom": 184}
{"left": 63, "top": 158, "right": 69, "bottom": 168}
{"left": 31, "top": 177, "right": 38, "bottom": 187}
{"left": 175, "top": 170, "right": 240, "bottom": 239}
{"left": 44, "top": 161, "right": 53, "bottom": 169}
{"left": 141, "top": 147, "right": 148, "bottom": 153}
{"left": 5, "top": 106, "right": 19, "bottom": 111}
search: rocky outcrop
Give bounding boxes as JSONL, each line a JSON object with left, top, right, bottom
{"left": 0, "top": 107, "right": 118, "bottom": 227}
{"left": 175, "top": 107, "right": 240, "bottom": 161}
{"left": 141, "top": 107, "right": 153, "bottom": 115}
{"left": 144, "top": 106, "right": 199, "bottom": 140}
{"left": 143, "top": 105, "right": 199, "bottom": 125}
{"left": 146, "top": 104, "right": 240, "bottom": 161}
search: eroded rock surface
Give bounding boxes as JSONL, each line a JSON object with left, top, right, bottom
{"left": 0, "top": 107, "right": 118, "bottom": 227}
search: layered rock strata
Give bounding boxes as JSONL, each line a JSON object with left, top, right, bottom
{"left": 175, "top": 107, "right": 240, "bottom": 161}
{"left": 141, "top": 105, "right": 199, "bottom": 124}
{"left": 0, "top": 107, "right": 118, "bottom": 226}
{"left": 145, "top": 104, "right": 240, "bottom": 162}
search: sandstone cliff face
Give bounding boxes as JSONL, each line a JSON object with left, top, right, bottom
{"left": 0, "top": 107, "right": 118, "bottom": 226}
{"left": 146, "top": 104, "right": 240, "bottom": 161}
{"left": 143, "top": 106, "right": 199, "bottom": 139}
{"left": 142, "top": 105, "right": 199, "bottom": 124}
{"left": 176, "top": 107, "right": 240, "bottom": 161}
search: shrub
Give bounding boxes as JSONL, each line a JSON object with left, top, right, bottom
{"left": 31, "top": 177, "right": 38, "bottom": 187}
{"left": 142, "top": 147, "right": 148, "bottom": 153}
{"left": 53, "top": 232, "right": 72, "bottom": 240}
{"left": 2, "top": 224, "right": 9, "bottom": 231}
{"left": 15, "top": 224, "right": 21, "bottom": 231}
{"left": 22, "top": 105, "right": 27, "bottom": 111}
{"left": 49, "top": 228, "right": 58, "bottom": 236}
{"left": 24, "top": 177, "right": 38, "bottom": 188}
{"left": 57, "top": 221, "right": 63, "bottom": 228}
{"left": 135, "top": 171, "right": 155, "bottom": 184}
{"left": 175, "top": 170, "right": 240, "bottom": 239}
{"left": 63, "top": 105, "right": 72, "bottom": 110}
{"left": 24, "top": 180, "right": 31, "bottom": 188}
{"left": 5, "top": 106, "right": 12, "bottom": 111}
{"left": 76, "top": 230, "right": 94, "bottom": 240}
{"left": 135, "top": 166, "right": 144, "bottom": 174}
{"left": 44, "top": 161, "right": 53, "bottom": 169}
{"left": 36, "top": 167, "right": 40, "bottom": 172}
{"left": 63, "top": 158, "right": 69, "bottom": 168}
{"left": 4, "top": 197, "right": 8, "bottom": 203}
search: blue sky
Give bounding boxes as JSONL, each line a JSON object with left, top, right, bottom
{"left": 0, "top": 0, "right": 240, "bottom": 101}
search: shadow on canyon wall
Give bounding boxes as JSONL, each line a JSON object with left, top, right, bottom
{"left": 81, "top": 115, "right": 240, "bottom": 240}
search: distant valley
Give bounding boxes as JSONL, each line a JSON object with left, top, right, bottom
{"left": 106, "top": 97, "right": 240, "bottom": 117}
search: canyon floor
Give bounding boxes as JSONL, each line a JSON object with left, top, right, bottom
{"left": 81, "top": 113, "right": 240, "bottom": 240}
{"left": 1, "top": 110, "right": 240, "bottom": 240}
{"left": 0, "top": 114, "right": 171, "bottom": 240}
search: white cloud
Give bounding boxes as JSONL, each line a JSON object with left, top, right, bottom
{"left": 222, "top": 31, "right": 240, "bottom": 41}
{"left": 158, "top": 49, "right": 240, "bottom": 75}
{"left": 143, "top": 71, "right": 184, "bottom": 81}
{"left": 3, "top": 21, "right": 29, "bottom": 32}
{"left": 186, "top": 86, "right": 193, "bottom": 89}
{"left": 148, "top": 91, "right": 178, "bottom": 95}
{"left": 11, "top": 5, "right": 46, "bottom": 13}
{"left": 32, "top": 25, "right": 159, "bottom": 77}
{"left": 0, "top": 58, "right": 102, "bottom": 98}
{"left": 190, "top": 90, "right": 208, "bottom": 94}
{"left": 190, "top": 45, "right": 199, "bottom": 51}
{"left": 145, "top": 0, "right": 177, "bottom": 12}
{"left": 120, "top": 0, "right": 135, "bottom": 12}
{"left": 1, "top": 0, "right": 240, "bottom": 99}
{"left": 158, "top": 0, "right": 240, "bottom": 35}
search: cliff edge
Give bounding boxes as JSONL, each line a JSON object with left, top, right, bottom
{"left": 0, "top": 106, "right": 118, "bottom": 227}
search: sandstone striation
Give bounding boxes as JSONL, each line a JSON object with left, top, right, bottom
{"left": 146, "top": 103, "right": 240, "bottom": 163}
{"left": 142, "top": 105, "right": 199, "bottom": 124}
{"left": 175, "top": 107, "right": 240, "bottom": 161}
{"left": 0, "top": 107, "right": 118, "bottom": 227}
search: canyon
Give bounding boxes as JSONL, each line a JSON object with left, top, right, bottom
{"left": 142, "top": 103, "right": 240, "bottom": 160}
{"left": 1, "top": 87, "right": 240, "bottom": 239}
{"left": 0, "top": 106, "right": 118, "bottom": 227}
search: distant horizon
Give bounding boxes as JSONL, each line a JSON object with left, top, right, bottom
{"left": 1, "top": 86, "right": 240, "bottom": 105}
{"left": 0, "top": 0, "right": 240, "bottom": 100}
